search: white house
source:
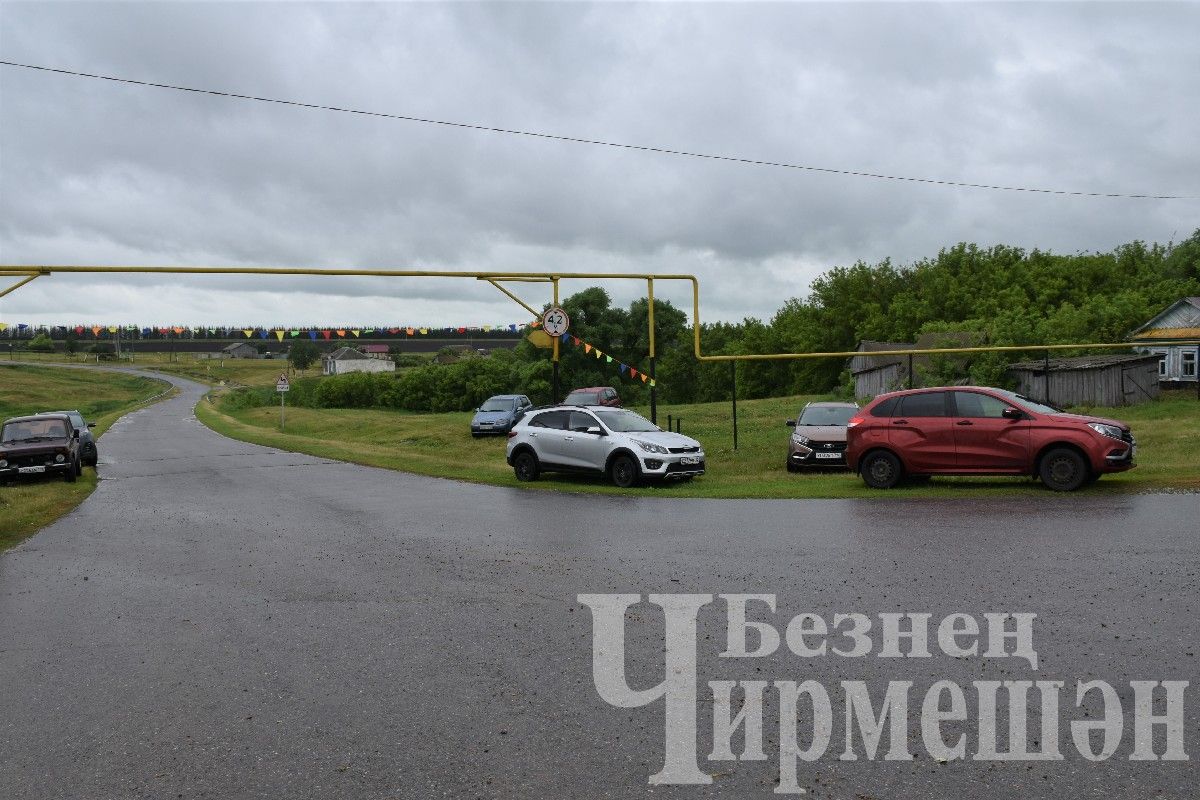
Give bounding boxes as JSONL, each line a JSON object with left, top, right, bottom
{"left": 322, "top": 346, "right": 396, "bottom": 375}
{"left": 1131, "top": 297, "right": 1200, "bottom": 387}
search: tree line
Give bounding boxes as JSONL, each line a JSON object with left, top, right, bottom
{"left": 243, "top": 231, "right": 1199, "bottom": 413}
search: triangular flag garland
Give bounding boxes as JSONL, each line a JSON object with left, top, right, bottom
{"left": 557, "top": 335, "right": 660, "bottom": 387}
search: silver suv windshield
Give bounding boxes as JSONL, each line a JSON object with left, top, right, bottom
{"left": 797, "top": 405, "right": 856, "bottom": 426}
{"left": 593, "top": 408, "right": 659, "bottom": 433}
{"left": 479, "top": 399, "right": 514, "bottom": 412}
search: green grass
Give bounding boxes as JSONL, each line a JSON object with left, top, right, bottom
{"left": 142, "top": 359, "right": 317, "bottom": 388}
{"left": 195, "top": 389, "right": 1200, "bottom": 499}
{"left": 0, "top": 365, "right": 173, "bottom": 548}
{"left": 1, "top": 350, "right": 313, "bottom": 387}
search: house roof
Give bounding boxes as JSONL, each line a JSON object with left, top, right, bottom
{"left": 1007, "top": 353, "right": 1160, "bottom": 372}
{"left": 361, "top": 344, "right": 390, "bottom": 353}
{"left": 849, "top": 341, "right": 916, "bottom": 374}
{"left": 1131, "top": 297, "right": 1200, "bottom": 339}
{"left": 324, "top": 346, "right": 370, "bottom": 360}
{"left": 849, "top": 333, "right": 983, "bottom": 374}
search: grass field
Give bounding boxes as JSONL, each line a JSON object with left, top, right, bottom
{"left": 196, "top": 388, "right": 1200, "bottom": 499}
{"left": 3, "top": 351, "right": 313, "bottom": 388}
{"left": 0, "top": 365, "right": 172, "bottom": 549}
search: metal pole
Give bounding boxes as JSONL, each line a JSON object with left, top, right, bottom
{"left": 647, "top": 278, "right": 657, "bottom": 425}
{"left": 551, "top": 277, "right": 560, "bottom": 404}
{"left": 731, "top": 360, "right": 738, "bottom": 451}
{"left": 1044, "top": 350, "right": 1051, "bottom": 405}
{"left": 667, "top": 413, "right": 672, "bottom": 431}
{"left": 1195, "top": 344, "right": 1199, "bottom": 402}
{"left": 907, "top": 353, "right": 914, "bottom": 389}
{"left": 280, "top": 391, "right": 286, "bottom": 430}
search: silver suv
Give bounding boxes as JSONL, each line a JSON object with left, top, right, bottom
{"left": 506, "top": 405, "right": 706, "bottom": 488}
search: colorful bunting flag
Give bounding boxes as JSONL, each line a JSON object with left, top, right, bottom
{"left": 308, "top": 331, "right": 318, "bottom": 340}
{"left": 351, "top": 330, "right": 361, "bottom": 337}
{"left": 275, "top": 330, "right": 285, "bottom": 341}
{"left": 243, "top": 329, "right": 254, "bottom": 338}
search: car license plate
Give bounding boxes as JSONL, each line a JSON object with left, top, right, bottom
{"left": 815, "top": 452, "right": 842, "bottom": 459}
{"left": 18, "top": 466, "right": 46, "bottom": 474}
{"left": 680, "top": 456, "right": 700, "bottom": 465}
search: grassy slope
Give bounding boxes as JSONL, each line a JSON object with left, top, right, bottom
{"left": 196, "top": 389, "right": 1200, "bottom": 499}
{"left": 0, "top": 365, "right": 172, "bottom": 548}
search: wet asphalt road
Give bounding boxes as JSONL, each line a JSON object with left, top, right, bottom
{"left": 1, "top": 371, "right": 1197, "bottom": 800}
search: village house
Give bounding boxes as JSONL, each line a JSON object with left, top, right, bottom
{"left": 322, "top": 346, "right": 397, "bottom": 375}
{"left": 1130, "top": 297, "right": 1200, "bottom": 387}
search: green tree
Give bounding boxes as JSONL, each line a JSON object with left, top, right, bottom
{"left": 288, "top": 340, "right": 320, "bottom": 370}
{"left": 27, "top": 333, "right": 55, "bottom": 352}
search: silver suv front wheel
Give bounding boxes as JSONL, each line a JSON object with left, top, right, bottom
{"left": 610, "top": 454, "right": 640, "bottom": 488}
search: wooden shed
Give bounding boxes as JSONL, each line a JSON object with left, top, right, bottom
{"left": 1005, "top": 353, "right": 1160, "bottom": 408}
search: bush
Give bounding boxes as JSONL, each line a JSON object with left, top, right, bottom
{"left": 27, "top": 333, "right": 55, "bottom": 352}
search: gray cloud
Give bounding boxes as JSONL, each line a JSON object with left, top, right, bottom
{"left": 1, "top": 2, "right": 1197, "bottom": 327}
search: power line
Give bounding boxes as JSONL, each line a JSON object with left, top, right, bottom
{"left": 2, "top": 60, "right": 1195, "bottom": 201}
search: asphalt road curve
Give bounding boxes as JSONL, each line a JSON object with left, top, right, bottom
{"left": 1, "top": 372, "right": 1197, "bottom": 799}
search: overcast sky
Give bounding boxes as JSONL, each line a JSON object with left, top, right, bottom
{"left": 1, "top": 1, "right": 1198, "bottom": 328}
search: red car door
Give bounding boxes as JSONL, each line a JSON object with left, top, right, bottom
{"left": 950, "top": 391, "right": 1031, "bottom": 471}
{"left": 887, "top": 391, "right": 957, "bottom": 471}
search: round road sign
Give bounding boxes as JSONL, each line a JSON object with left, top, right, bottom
{"left": 542, "top": 306, "right": 570, "bottom": 337}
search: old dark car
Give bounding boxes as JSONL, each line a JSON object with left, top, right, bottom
{"left": 0, "top": 414, "right": 83, "bottom": 483}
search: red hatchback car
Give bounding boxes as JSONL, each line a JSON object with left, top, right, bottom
{"left": 845, "top": 386, "right": 1136, "bottom": 491}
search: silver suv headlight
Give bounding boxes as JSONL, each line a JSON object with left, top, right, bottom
{"left": 791, "top": 433, "right": 810, "bottom": 445}
{"left": 55, "top": 454, "right": 66, "bottom": 463}
{"left": 1087, "top": 423, "right": 1124, "bottom": 441}
{"left": 633, "top": 439, "right": 669, "bottom": 455}
{"left": 0, "top": 459, "right": 7, "bottom": 468}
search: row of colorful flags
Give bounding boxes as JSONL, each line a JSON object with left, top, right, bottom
{"left": 549, "top": 330, "right": 657, "bottom": 387}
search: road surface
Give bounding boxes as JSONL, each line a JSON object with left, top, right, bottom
{"left": 1, "top": 372, "right": 1196, "bottom": 799}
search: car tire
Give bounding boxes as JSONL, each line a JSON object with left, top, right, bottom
{"left": 65, "top": 459, "right": 78, "bottom": 483}
{"left": 861, "top": 450, "right": 902, "bottom": 489}
{"left": 513, "top": 450, "right": 539, "bottom": 482}
{"left": 1039, "top": 447, "right": 1087, "bottom": 491}
{"left": 610, "top": 454, "right": 640, "bottom": 488}
{"left": 786, "top": 461, "right": 801, "bottom": 473}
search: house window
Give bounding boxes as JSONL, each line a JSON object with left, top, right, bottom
{"left": 1183, "top": 351, "right": 1197, "bottom": 379}
{"left": 1158, "top": 352, "right": 1168, "bottom": 377}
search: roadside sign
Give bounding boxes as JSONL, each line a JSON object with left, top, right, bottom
{"left": 276, "top": 374, "right": 290, "bottom": 392}
{"left": 542, "top": 306, "right": 570, "bottom": 337}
